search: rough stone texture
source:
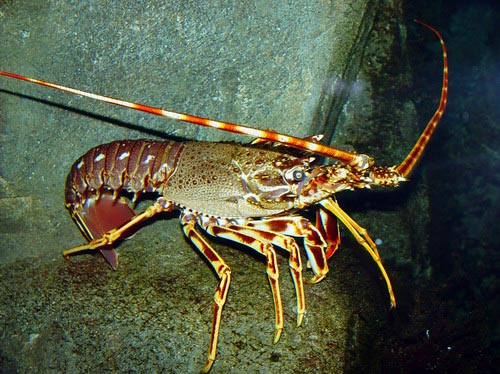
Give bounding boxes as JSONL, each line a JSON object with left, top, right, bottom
{"left": 0, "top": 1, "right": 435, "bottom": 373}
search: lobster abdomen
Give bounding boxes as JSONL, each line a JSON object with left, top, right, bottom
{"left": 65, "top": 139, "right": 185, "bottom": 208}
{"left": 64, "top": 139, "right": 185, "bottom": 268}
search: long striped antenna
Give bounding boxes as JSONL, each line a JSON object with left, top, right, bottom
{"left": 395, "top": 20, "right": 448, "bottom": 177}
{"left": 0, "top": 21, "right": 446, "bottom": 172}
{"left": 0, "top": 71, "right": 363, "bottom": 167}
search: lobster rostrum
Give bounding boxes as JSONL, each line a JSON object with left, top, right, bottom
{"left": 0, "top": 21, "right": 448, "bottom": 373}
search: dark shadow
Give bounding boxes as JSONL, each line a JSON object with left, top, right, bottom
{"left": 0, "top": 88, "right": 189, "bottom": 142}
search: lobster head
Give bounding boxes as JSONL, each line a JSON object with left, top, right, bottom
{"left": 237, "top": 146, "right": 399, "bottom": 213}
{"left": 296, "top": 161, "right": 406, "bottom": 208}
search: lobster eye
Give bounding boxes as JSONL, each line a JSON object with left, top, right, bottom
{"left": 292, "top": 169, "right": 306, "bottom": 182}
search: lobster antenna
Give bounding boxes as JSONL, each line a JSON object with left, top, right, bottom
{"left": 0, "top": 71, "right": 364, "bottom": 167}
{"left": 0, "top": 21, "right": 446, "bottom": 172}
{"left": 395, "top": 20, "right": 448, "bottom": 177}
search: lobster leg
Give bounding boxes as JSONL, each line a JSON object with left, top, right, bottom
{"left": 63, "top": 198, "right": 174, "bottom": 259}
{"left": 319, "top": 198, "right": 396, "bottom": 308}
{"left": 70, "top": 195, "right": 137, "bottom": 269}
{"left": 316, "top": 202, "right": 341, "bottom": 259}
{"left": 219, "top": 224, "right": 306, "bottom": 327}
{"left": 181, "top": 217, "right": 231, "bottom": 374}
{"left": 204, "top": 224, "right": 284, "bottom": 344}
{"left": 245, "top": 217, "right": 329, "bottom": 284}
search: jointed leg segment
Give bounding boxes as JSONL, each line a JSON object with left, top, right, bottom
{"left": 181, "top": 217, "right": 231, "bottom": 374}
{"left": 320, "top": 198, "right": 396, "bottom": 308}
{"left": 63, "top": 198, "right": 174, "bottom": 258}
{"left": 222, "top": 224, "right": 306, "bottom": 327}
{"left": 245, "top": 216, "right": 330, "bottom": 283}
{"left": 205, "top": 224, "right": 284, "bottom": 343}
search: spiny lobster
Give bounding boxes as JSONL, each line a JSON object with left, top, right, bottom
{"left": 0, "top": 21, "right": 447, "bottom": 373}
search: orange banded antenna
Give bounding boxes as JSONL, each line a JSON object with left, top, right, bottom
{"left": 395, "top": 20, "right": 448, "bottom": 177}
{"left": 0, "top": 71, "right": 361, "bottom": 166}
{"left": 0, "top": 20, "right": 446, "bottom": 172}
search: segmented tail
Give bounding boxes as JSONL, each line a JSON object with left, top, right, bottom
{"left": 395, "top": 20, "right": 448, "bottom": 177}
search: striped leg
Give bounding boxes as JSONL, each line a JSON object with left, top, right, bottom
{"left": 63, "top": 198, "right": 174, "bottom": 263}
{"left": 221, "top": 224, "right": 306, "bottom": 327}
{"left": 245, "top": 216, "right": 329, "bottom": 284}
{"left": 320, "top": 198, "right": 396, "bottom": 308}
{"left": 204, "top": 224, "right": 284, "bottom": 344}
{"left": 181, "top": 216, "right": 231, "bottom": 374}
{"left": 316, "top": 202, "right": 341, "bottom": 259}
